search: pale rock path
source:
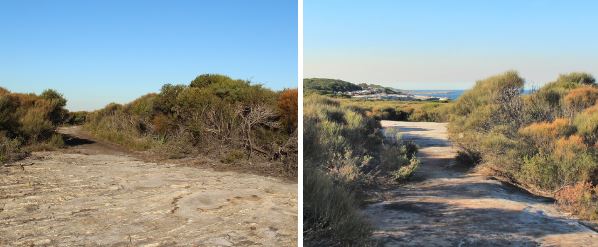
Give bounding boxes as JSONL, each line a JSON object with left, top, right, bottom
{"left": 364, "top": 121, "right": 597, "bottom": 247}
{"left": 0, "top": 126, "right": 297, "bottom": 246}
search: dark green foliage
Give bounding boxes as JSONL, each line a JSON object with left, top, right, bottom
{"left": 556, "top": 72, "right": 595, "bottom": 85}
{"left": 455, "top": 150, "right": 482, "bottom": 167}
{"left": 190, "top": 74, "right": 235, "bottom": 88}
{"left": 304, "top": 78, "right": 363, "bottom": 94}
{"left": 65, "top": 111, "right": 88, "bottom": 125}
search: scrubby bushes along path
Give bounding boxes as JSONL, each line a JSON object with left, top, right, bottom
{"left": 0, "top": 87, "right": 68, "bottom": 162}
{"left": 339, "top": 99, "right": 451, "bottom": 122}
{"left": 84, "top": 74, "right": 298, "bottom": 176}
{"left": 447, "top": 71, "right": 598, "bottom": 220}
{"left": 303, "top": 95, "right": 418, "bottom": 246}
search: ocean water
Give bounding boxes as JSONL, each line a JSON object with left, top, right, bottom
{"left": 405, "top": 90, "right": 465, "bottom": 100}
{"left": 406, "top": 89, "right": 532, "bottom": 100}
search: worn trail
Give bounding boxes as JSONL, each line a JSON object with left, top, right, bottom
{"left": 364, "top": 121, "right": 597, "bottom": 247}
{"left": 0, "top": 126, "right": 297, "bottom": 246}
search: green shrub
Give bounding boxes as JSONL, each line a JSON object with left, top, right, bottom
{"left": 190, "top": 74, "right": 234, "bottom": 88}
{"left": 556, "top": 72, "right": 595, "bottom": 85}
{"left": 574, "top": 104, "right": 598, "bottom": 143}
{"left": 303, "top": 167, "right": 372, "bottom": 247}
{"left": 392, "top": 157, "right": 420, "bottom": 182}
{"left": 455, "top": 150, "right": 482, "bottom": 167}
{"left": 0, "top": 134, "right": 25, "bottom": 163}
{"left": 221, "top": 149, "right": 246, "bottom": 164}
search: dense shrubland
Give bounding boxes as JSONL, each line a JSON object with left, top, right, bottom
{"left": 447, "top": 71, "right": 598, "bottom": 220}
{"left": 338, "top": 99, "right": 450, "bottom": 122}
{"left": 303, "top": 95, "right": 418, "bottom": 246}
{"left": 84, "top": 74, "right": 298, "bottom": 176}
{"left": 0, "top": 87, "right": 67, "bottom": 162}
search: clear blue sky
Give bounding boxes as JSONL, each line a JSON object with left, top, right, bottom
{"left": 305, "top": 0, "right": 598, "bottom": 90}
{"left": 0, "top": 0, "right": 297, "bottom": 111}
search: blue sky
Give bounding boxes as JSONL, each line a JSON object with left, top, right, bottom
{"left": 0, "top": 0, "right": 297, "bottom": 111}
{"left": 305, "top": 0, "right": 598, "bottom": 90}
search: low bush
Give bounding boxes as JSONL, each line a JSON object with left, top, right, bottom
{"left": 574, "top": 104, "right": 598, "bottom": 144}
{"left": 455, "top": 150, "right": 482, "bottom": 167}
{"left": 221, "top": 149, "right": 246, "bottom": 164}
{"left": 392, "top": 157, "right": 420, "bottom": 182}
{"left": 0, "top": 133, "right": 25, "bottom": 163}
{"left": 556, "top": 182, "right": 598, "bottom": 220}
{"left": 563, "top": 86, "right": 598, "bottom": 116}
{"left": 303, "top": 167, "right": 373, "bottom": 246}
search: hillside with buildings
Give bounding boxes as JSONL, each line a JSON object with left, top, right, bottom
{"left": 304, "top": 78, "right": 449, "bottom": 101}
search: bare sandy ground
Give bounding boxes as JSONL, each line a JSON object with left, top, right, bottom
{"left": 364, "top": 121, "right": 598, "bottom": 247}
{"left": 0, "top": 126, "right": 297, "bottom": 246}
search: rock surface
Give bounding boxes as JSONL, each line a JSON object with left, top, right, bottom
{"left": 364, "top": 121, "right": 598, "bottom": 246}
{"left": 0, "top": 126, "right": 297, "bottom": 246}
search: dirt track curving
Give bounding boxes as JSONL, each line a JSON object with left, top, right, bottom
{"left": 0, "top": 126, "right": 297, "bottom": 246}
{"left": 364, "top": 121, "right": 598, "bottom": 247}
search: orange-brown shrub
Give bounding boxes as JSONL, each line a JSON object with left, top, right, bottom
{"left": 555, "top": 182, "right": 598, "bottom": 220}
{"left": 151, "top": 113, "right": 172, "bottom": 135}
{"left": 0, "top": 87, "right": 10, "bottom": 95}
{"left": 277, "top": 88, "right": 298, "bottom": 133}
{"left": 554, "top": 135, "right": 586, "bottom": 160}
{"left": 564, "top": 86, "right": 598, "bottom": 114}
{"left": 518, "top": 118, "right": 574, "bottom": 148}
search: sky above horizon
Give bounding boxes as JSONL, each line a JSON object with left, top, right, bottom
{"left": 305, "top": 0, "right": 598, "bottom": 90}
{"left": 0, "top": 0, "right": 297, "bottom": 111}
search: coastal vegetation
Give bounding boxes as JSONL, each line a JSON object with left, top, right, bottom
{"left": 304, "top": 78, "right": 452, "bottom": 122}
{"left": 304, "top": 71, "right": 598, "bottom": 244}
{"left": 303, "top": 95, "right": 418, "bottom": 246}
{"left": 447, "top": 71, "right": 598, "bottom": 220}
{"left": 338, "top": 99, "right": 450, "bottom": 122}
{"left": 0, "top": 87, "right": 67, "bottom": 162}
{"left": 84, "top": 74, "right": 298, "bottom": 177}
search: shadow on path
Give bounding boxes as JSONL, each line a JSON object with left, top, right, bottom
{"left": 61, "top": 134, "right": 95, "bottom": 147}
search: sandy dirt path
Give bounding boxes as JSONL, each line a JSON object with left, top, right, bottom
{"left": 0, "top": 126, "right": 297, "bottom": 246}
{"left": 364, "top": 121, "right": 598, "bottom": 247}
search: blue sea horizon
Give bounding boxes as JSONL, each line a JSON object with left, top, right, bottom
{"left": 406, "top": 89, "right": 533, "bottom": 100}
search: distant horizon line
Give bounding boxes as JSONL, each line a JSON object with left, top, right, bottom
{"left": 304, "top": 76, "right": 552, "bottom": 91}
